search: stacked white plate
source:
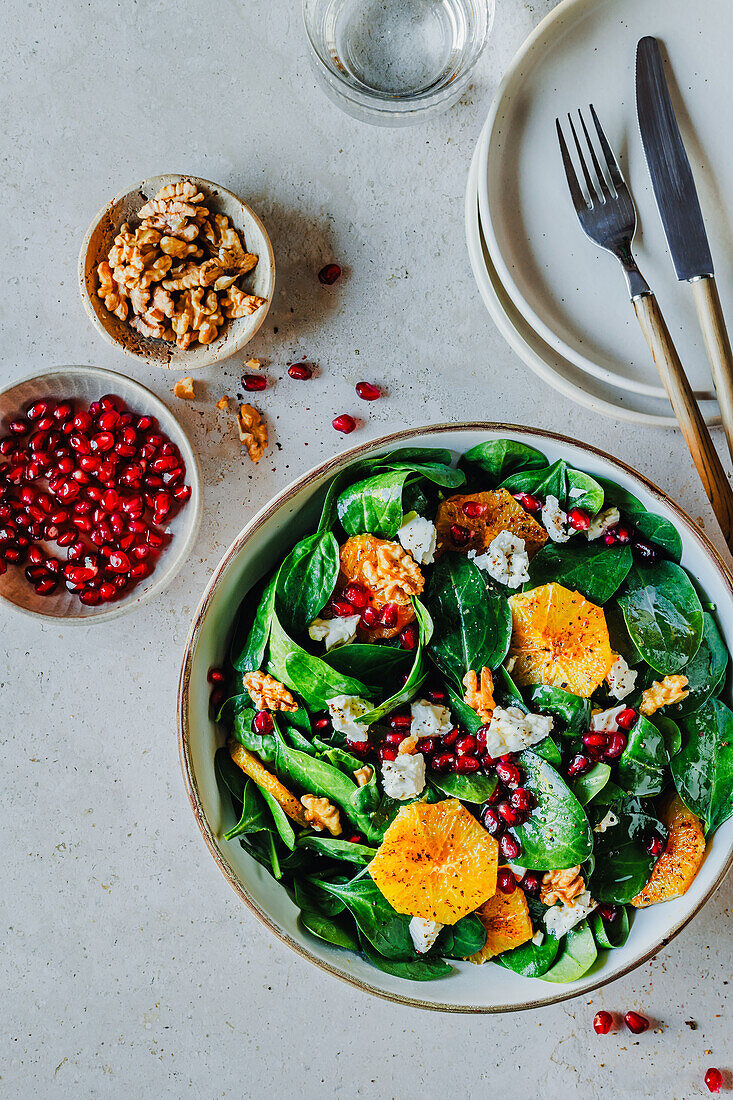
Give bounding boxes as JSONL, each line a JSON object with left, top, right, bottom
{"left": 466, "top": 0, "right": 733, "bottom": 426}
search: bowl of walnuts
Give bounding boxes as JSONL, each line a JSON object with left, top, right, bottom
{"left": 79, "top": 175, "right": 275, "bottom": 370}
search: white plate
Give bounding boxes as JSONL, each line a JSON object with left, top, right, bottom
{"left": 465, "top": 130, "right": 720, "bottom": 426}
{"left": 477, "top": 0, "right": 733, "bottom": 407}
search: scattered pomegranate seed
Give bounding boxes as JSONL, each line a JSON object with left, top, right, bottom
{"left": 400, "top": 622, "right": 418, "bottom": 649}
{"left": 390, "top": 714, "right": 412, "bottom": 730}
{"left": 510, "top": 787, "right": 535, "bottom": 813}
{"left": 318, "top": 263, "right": 341, "bottom": 285}
{"left": 645, "top": 833, "right": 667, "bottom": 857}
{"left": 567, "top": 507, "right": 591, "bottom": 530}
{"left": 332, "top": 598, "right": 356, "bottom": 617}
{"left": 207, "top": 667, "right": 226, "bottom": 684}
{"left": 499, "top": 834, "right": 520, "bottom": 860}
{"left": 462, "top": 500, "right": 489, "bottom": 518}
{"left": 480, "top": 806, "right": 502, "bottom": 835}
{"left": 379, "top": 602, "right": 398, "bottom": 627}
{"left": 355, "top": 381, "right": 381, "bottom": 401}
{"left": 288, "top": 362, "right": 313, "bottom": 380}
{"left": 496, "top": 760, "right": 521, "bottom": 787}
{"left": 603, "top": 532, "right": 616, "bottom": 546}
{"left": 431, "top": 752, "right": 455, "bottom": 774}
{"left": 345, "top": 738, "right": 371, "bottom": 756}
{"left": 616, "top": 707, "right": 637, "bottom": 730}
{"left": 613, "top": 525, "right": 632, "bottom": 544}
{"left": 496, "top": 868, "right": 517, "bottom": 894}
{"left": 593, "top": 1011, "right": 613, "bottom": 1035}
{"left": 583, "top": 731, "right": 608, "bottom": 749}
{"left": 441, "top": 727, "right": 459, "bottom": 747}
{"left": 360, "top": 605, "right": 378, "bottom": 628}
{"left": 497, "top": 801, "right": 522, "bottom": 826}
{"left": 242, "top": 374, "right": 267, "bottom": 392}
{"left": 604, "top": 731, "right": 628, "bottom": 759}
{"left": 385, "top": 731, "right": 407, "bottom": 747}
{"left": 380, "top": 746, "right": 398, "bottom": 762}
{"left": 455, "top": 734, "right": 477, "bottom": 756}
{"left": 253, "top": 710, "right": 274, "bottom": 734}
{"left": 449, "top": 523, "right": 473, "bottom": 546}
{"left": 455, "top": 755, "right": 480, "bottom": 774}
{"left": 520, "top": 871, "right": 542, "bottom": 896}
{"left": 567, "top": 753, "right": 592, "bottom": 777}
{"left": 332, "top": 414, "right": 356, "bottom": 434}
{"left": 514, "top": 491, "right": 541, "bottom": 513}
{"left": 623, "top": 1011, "right": 650, "bottom": 1034}
{"left": 704, "top": 1068, "right": 723, "bottom": 1093}
{"left": 599, "top": 904, "right": 620, "bottom": 923}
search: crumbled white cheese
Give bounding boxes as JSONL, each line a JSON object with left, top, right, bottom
{"left": 606, "top": 654, "right": 637, "bottom": 700}
{"left": 590, "top": 704, "right": 626, "bottom": 733}
{"left": 409, "top": 916, "right": 444, "bottom": 954}
{"left": 544, "top": 890, "right": 596, "bottom": 940}
{"left": 542, "top": 494, "right": 570, "bottom": 543}
{"left": 485, "top": 706, "right": 554, "bottom": 757}
{"left": 327, "top": 695, "right": 372, "bottom": 742}
{"left": 594, "top": 810, "right": 619, "bottom": 834}
{"left": 381, "top": 752, "right": 426, "bottom": 800}
{"left": 308, "top": 614, "right": 361, "bottom": 651}
{"left": 411, "top": 699, "right": 453, "bottom": 739}
{"left": 398, "top": 513, "right": 437, "bottom": 565}
{"left": 568, "top": 487, "right": 585, "bottom": 500}
{"left": 469, "top": 531, "right": 530, "bottom": 589}
{"left": 532, "top": 929, "right": 545, "bottom": 946}
{"left": 587, "top": 506, "right": 620, "bottom": 540}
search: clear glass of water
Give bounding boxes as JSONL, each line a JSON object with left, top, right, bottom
{"left": 302, "top": 0, "right": 494, "bottom": 125}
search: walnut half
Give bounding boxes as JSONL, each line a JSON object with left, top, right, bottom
{"left": 237, "top": 404, "right": 267, "bottom": 463}
{"left": 301, "top": 794, "right": 342, "bottom": 836}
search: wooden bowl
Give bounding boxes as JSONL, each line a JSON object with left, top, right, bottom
{"left": 78, "top": 175, "right": 275, "bottom": 370}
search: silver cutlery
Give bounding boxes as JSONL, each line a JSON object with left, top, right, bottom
{"left": 556, "top": 106, "right": 733, "bottom": 549}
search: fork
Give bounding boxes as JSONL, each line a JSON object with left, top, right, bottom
{"left": 556, "top": 106, "right": 733, "bottom": 550}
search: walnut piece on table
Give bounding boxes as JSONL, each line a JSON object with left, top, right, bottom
{"left": 236, "top": 403, "right": 267, "bottom": 463}
{"left": 173, "top": 377, "right": 195, "bottom": 399}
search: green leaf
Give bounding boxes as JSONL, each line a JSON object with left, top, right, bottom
{"left": 532, "top": 736, "right": 563, "bottom": 767}
{"left": 431, "top": 771, "right": 498, "bottom": 803}
{"left": 214, "top": 745, "right": 248, "bottom": 802}
{"left": 316, "top": 878, "right": 415, "bottom": 959}
{"left": 427, "top": 553, "right": 511, "bottom": 688}
{"left": 223, "top": 776, "right": 270, "bottom": 839}
{"left": 260, "top": 790, "right": 296, "bottom": 850}
{"left": 589, "top": 796, "right": 667, "bottom": 903}
{"left": 324, "top": 643, "right": 410, "bottom": 686}
{"left": 672, "top": 697, "right": 733, "bottom": 835}
{"left": 384, "top": 459, "right": 466, "bottom": 489}
{"left": 529, "top": 684, "right": 591, "bottom": 735}
{"left": 437, "top": 914, "right": 487, "bottom": 958}
{"left": 299, "top": 910, "right": 360, "bottom": 951}
{"left": 337, "top": 470, "right": 412, "bottom": 538}
{"left": 446, "top": 686, "right": 484, "bottom": 734}
{"left": 632, "top": 513, "right": 682, "bottom": 563}
{"left": 297, "top": 835, "right": 376, "bottom": 865}
{"left": 572, "top": 763, "right": 611, "bottom": 806}
{"left": 591, "top": 907, "right": 630, "bottom": 950}
{"left": 619, "top": 561, "right": 703, "bottom": 674}
{"left": 493, "top": 665, "right": 526, "bottom": 709}
{"left": 511, "top": 751, "right": 593, "bottom": 869}
{"left": 617, "top": 714, "right": 670, "bottom": 797}
{"left": 461, "top": 439, "right": 547, "bottom": 483}
{"left": 275, "top": 531, "right": 339, "bottom": 634}
{"left": 565, "top": 468, "right": 605, "bottom": 514}
{"left": 357, "top": 599, "right": 432, "bottom": 724}
{"left": 677, "top": 612, "right": 728, "bottom": 715}
{"left": 230, "top": 572, "right": 277, "bottom": 672}
{"left": 360, "top": 940, "right": 452, "bottom": 980}
{"left": 528, "top": 541, "right": 633, "bottom": 604}
{"left": 267, "top": 612, "right": 374, "bottom": 710}
{"left": 501, "top": 459, "right": 604, "bottom": 512}
{"left": 232, "top": 710, "right": 276, "bottom": 762}
{"left": 539, "top": 920, "right": 597, "bottom": 982}
{"left": 494, "top": 936, "right": 559, "bottom": 977}
{"left": 654, "top": 715, "right": 682, "bottom": 759}
{"left": 594, "top": 477, "right": 645, "bottom": 515}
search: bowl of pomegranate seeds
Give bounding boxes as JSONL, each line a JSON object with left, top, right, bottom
{"left": 179, "top": 424, "right": 733, "bottom": 1010}
{"left": 0, "top": 365, "right": 201, "bottom": 620}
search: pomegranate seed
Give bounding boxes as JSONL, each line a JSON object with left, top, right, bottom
{"left": 146, "top": 529, "right": 165, "bottom": 549}
{"left": 499, "top": 834, "right": 520, "bottom": 860}
{"left": 455, "top": 755, "right": 480, "bottom": 774}
{"left": 385, "top": 731, "right": 406, "bottom": 747}
{"left": 632, "top": 537, "right": 660, "bottom": 565}
{"left": 704, "top": 1068, "right": 723, "bottom": 1093}
{"left": 583, "top": 731, "right": 608, "bottom": 749}
{"left": 603, "top": 532, "right": 617, "bottom": 546}
{"left": 462, "top": 500, "right": 490, "bottom": 518}
{"left": 345, "top": 738, "right": 371, "bottom": 755}
{"left": 567, "top": 753, "right": 592, "bottom": 777}
{"left": 510, "top": 787, "right": 535, "bottom": 812}
{"left": 27, "top": 546, "right": 45, "bottom": 565}
{"left": 91, "top": 431, "right": 115, "bottom": 452}
{"left": 35, "top": 576, "right": 58, "bottom": 595}
{"left": 9, "top": 418, "right": 29, "bottom": 435}
{"left": 380, "top": 602, "right": 398, "bottom": 627}
{"left": 455, "top": 735, "right": 477, "bottom": 756}
{"left": 99, "top": 394, "right": 123, "bottom": 412}
{"left": 80, "top": 588, "right": 102, "bottom": 606}
{"left": 480, "top": 806, "right": 502, "bottom": 835}
{"left": 623, "top": 1011, "right": 649, "bottom": 1035}
{"left": 99, "top": 582, "right": 116, "bottom": 601}
{"left": 380, "top": 746, "right": 398, "bottom": 763}
{"left": 107, "top": 550, "right": 131, "bottom": 573}
{"left": 288, "top": 362, "right": 313, "bottom": 380}
{"left": 390, "top": 714, "right": 413, "bottom": 730}
{"left": 593, "top": 1011, "right": 613, "bottom": 1035}
{"left": 207, "top": 667, "right": 226, "bottom": 684}
{"left": 173, "top": 485, "right": 191, "bottom": 503}
{"left": 242, "top": 374, "right": 267, "bottom": 392}
{"left": 332, "top": 598, "right": 356, "bottom": 617}
{"left": 497, "top": 801, "right": 521, "bottom": 826}
{"left": 131, "top": 544, "right": 150, "bottom": 561}
{"left": 497, "top": 869, "right": 517, "bottom": 894}
{"left": 604, "top": 732, "right": 628, "bottom": 759}
{"left": 97, "top": 410, "right": 120, "bottom": 431}
{"left": 318, "top": 263, "right": 341, "bottom": 285}
{"left": 495, "top": 760, "right": 522, "bottom": 787}
{"left": 599, "top": 904, "right": 620, "bottom": 923}
{"left": 441, "top": 727, "right": 459, "bottom": 747}
{"left": 449, "top": 523, "right": 473, "bottom": 546}
{"left": 616, "top": 707, "right": 637, "bottom": 730}
{"left": 250, "top": 709, "right": 274, "bottom": 735}
{"left": 431, "top": 752, "right": 455, "bottom": 774}
{"left": 613, "top": 525, "right": 632, "bottom": 544}
{"left": 514, "top": 492, "right": 541, "bottom": 513}
{"left": 26, "top": 401, "right": 49, "bottom": 420}
{"left": 355, "top": 381, "right": 381, "bottom": 401}
{"left": 136, "top": 415, "right": 156, "bottom": 432}
{"left": 416, "top": 737, "right": 434, "bottom": 755}
{"left": 400, "top": 622, "right": 418, "bottom": 649}
{"left": 520, "top": 871, "right": 542, "bottom": 896}
{"left": 343, "top": 582, "right": 369, "bottom": 609}
{"left": 332, "top": 414, "right": 356, "bottom": 434}
{"left": 360, "top": 606, "right": 378, "bottom": 628}
{"left": 645, "top": 833, "right": 666, "bottom": 857}
{"left": 3, "top": 546, "right": 25, "bottom": 563}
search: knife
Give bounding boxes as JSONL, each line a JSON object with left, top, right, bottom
{"left": 636, "top": 35, "right": 733, "bottom": 464}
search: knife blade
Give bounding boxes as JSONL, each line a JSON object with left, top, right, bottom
{"left": 635, "top": 35, "right": 714, "bottom": 282}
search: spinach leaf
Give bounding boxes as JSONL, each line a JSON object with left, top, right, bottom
{"left": 532, "top": 736, "right": 563, "bottom": 767}
{"left": 384, "top": 460, "right": 466, "bottom": 489}
{"left": 501, "top": 459, "right": 604, "bottom": 513}
{"left": 493, "top": 665, "right": 526, "bottom": 709}
{"left": 261, "top": 790, "right": 296, "bottom": 850}
{"left": 427, "top": 553, "right": 511, "bottom": 688}
{"left": 573, "top": 763, "right": 611, "bottom": 806}
{"left": 232, "top": 709, "right": 276, "bottom": 762}
{"left": 529, "top": 684, "right": 591, "bottom": 734}
{"left": 594, "top": 477, "right": 645, "bottom": 515}
{"left": 591, "top": 907, "right": 630, "bottom": 949}
{"left": 632, "top": 513, "right": 682, "bottom": 563}
{"left": 223, "top": 776, "right": 270, "bottom": 839}
{"left": 214, "top": 745, "right": 248, "bottom": 802}
{"left": 296, "top": 877, "right": 348, "bottom": 917}
{"left": 446, "top": 687, "right": 484, "bottom": 734}
{"left": 437, "top": 914, "right": 487, "bottom": 958}
{"left": 672, "top": 697, "right": 733, "bottom": 835}
{"left": 297, "top": 835, "right": 376, "bottom": 865}
{"left": 230, "top": 571, "right": 277, "bottom": 672}
{"left": 618, "top": 561, "right": 703, "bottom": 674}
{"left": 589, "top": 796, "right": 667, "bottom": 903}
{"left": 215, "top": 692, "right": 254, "bottom": 725}
{"left": 494, "top": 936, "right": 559, "bottom": 977}
{"left": 324, "top": 643, "right": 410, "bottom": 686}
{"left": 617, "top": 714, "right": 669, "bottom": 797}
{"left": 357, "top": 599, "right": 432, "bottom": 724}
{"left": 540, "top": 920, "right": 597, "bottom": 982}
{"left": 360, "top": 940, "right": 452, "bottom": 980}
{"left": 565, "top": 468, "right": 605, "bottom": 514}
{"left": 431, "top": 772, "right": 498, "bottom": 803}
{"left": 461, "top": 439, "right": 547, "bottom": 483}
{"left": 316, "top": 878, "right": 415, "bottom": 959}
{"left": 511, "top": 751, "right": 593, "bottom": 869}
{"left": 654, "top": 715, "right": 682, "bottom": 759}
{"left": 677, "top": 612, "right": 728, "bottom": 715}
{"left": 337, "top": 470, "right": 412, "bottom": 538}
{"left": 276, "top": 531, "right": 339, "bottom": 634}
{"left": 267, "top": 612, "right": 374, "bottom": 710}
{"left": 377, "top": 446, "right": 454, "bottom": 466}
{"left": 528, "top": 541, "right": 633, "bottom": 604}
{"left": 299, "top": 910, "right": 360, "bottom": 951}
{"left": 604, "top": 601, "right": 643, "bottom": 666}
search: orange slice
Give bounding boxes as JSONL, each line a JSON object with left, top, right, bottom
{"left": 468, "top": 887, "right": 534, "bottom": 963}
{"left": 229, "top": 741, "right": 310, "bottom": 827}
{"left": 435, "top": 489, "right": 548, "bottom": 557}
{"left": 508, "top": 582, "right": 613, "bottom": 698}
{"left": 631, "top": 793, "right": 706, "bottom": 908}
{"left": 368, "top": 798, "right": 498, "bottom": 924}
{"left": 338, "top": 534, "right": 419, "bottom": 640}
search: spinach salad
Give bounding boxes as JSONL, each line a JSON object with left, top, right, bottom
{"left": 211, "top": 440, "right": 733, "bottom": 984}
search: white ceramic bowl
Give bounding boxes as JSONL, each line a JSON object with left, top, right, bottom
{"left": 79, "top": 175, "right": 275, "bottom": 370}
{"left": 0, "top": 365, "right": 202, "bottom": 622}
{"left": 178, "top": 424, "right": 733, "bottom": 1012}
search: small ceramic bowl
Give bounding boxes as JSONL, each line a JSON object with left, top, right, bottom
{"left": 79, "top": 175, "right": 275, "bottom": 370}
{"left": 178, "top": 423, "right": 733, "bottom": 1013}
{"left": 0, "top": 365, "right": 202, "bottom": 622}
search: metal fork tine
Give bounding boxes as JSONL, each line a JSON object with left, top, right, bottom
{"left": 577, "top": 109, "right": 612, "bottom": 200}
{"left": 589, "top": 103, "right": 625, "bottom": 193}
{"left": 567, "top": 113, "right": 600, "bottom": 204}
{"left": 555, "top": 118, "right": 587, "bottom": 214}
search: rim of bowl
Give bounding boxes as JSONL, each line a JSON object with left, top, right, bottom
{"left": 178, "top": 421, "right": 733, "bottom": 1012}
{"left": 78, "top": 175, "right": 275, "bottom": 370}
{"left": 0, "top": 364, "right": 202, "bottom": 623}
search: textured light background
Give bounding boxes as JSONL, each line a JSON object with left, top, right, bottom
{"left": 1, "top": 0, "right": 731, "bottom": 1096}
